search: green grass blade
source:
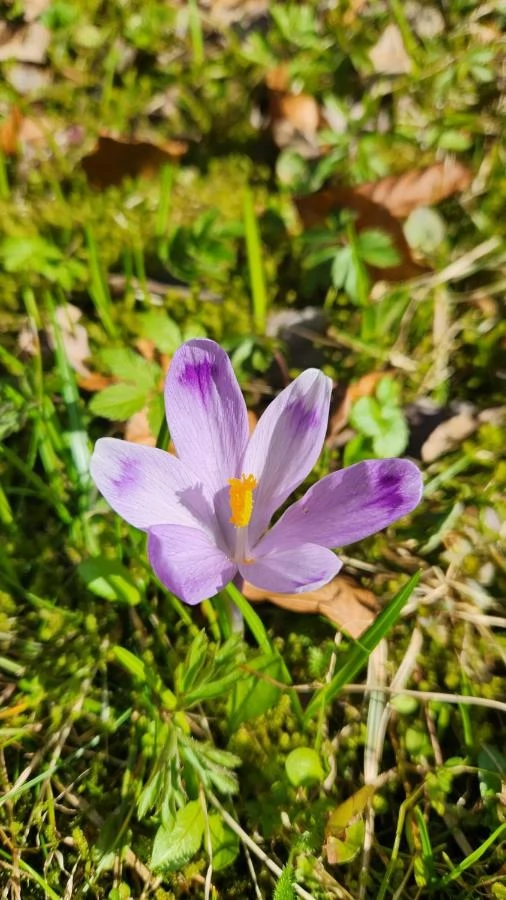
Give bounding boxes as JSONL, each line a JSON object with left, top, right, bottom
{"left": 188, "top": 0, "right": 204, "bottom": 67}
{"left": 225, "top": 582, "right": 272, "bottom": 655}
{"left": 85, "top": 225, "right": 117, "bottom": 338}
{"left": 438, "top": 822, "right": 506, "bottom": 887}
{"left": 243, "top": 187, "right": 268, "bottom": 334}
{"left": 304, "top": 572, "right": 421, "bottom": 722}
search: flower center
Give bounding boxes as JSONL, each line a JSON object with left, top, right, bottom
{"left": 228, "top": 474, "right": 257, "bottom": 528}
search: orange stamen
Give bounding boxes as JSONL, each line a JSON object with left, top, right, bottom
{"left": 228, "top": 474, "right": 257, "bottom": 528}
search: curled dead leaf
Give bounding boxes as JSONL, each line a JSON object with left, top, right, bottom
{"left": 81, "top": 133, "right": 188, "bottom": 188}
{"left": 0, "top": 107, "right": 22, "bottom": 155}
{"left": 0, "top": 21, "right": 50, "bottom": 64}
{"left": 125, "top": 408, "right": 157, "bottom": 447}
{"left": 266, "top": 64, "right": 324, "bottom": 154}
{"left": 78, "top": 372, "right": 114, "bottom": 392}
{"left": 46, "top": 304, "right": 92, "bottom": 377}
{"left": 369, "top": 23, "right": 412, "bottom": 75}
{"left": 243, "top": 574, "right": 379, "bottom": 639}
{"left": 355, "top": 161, "right": 472, "bottom": 219}
{"left": 421, "top": 410, "right": 477, "bottom": 463}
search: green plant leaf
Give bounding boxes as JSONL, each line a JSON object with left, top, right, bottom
{"left": 227, "top": 652, "right": 287, "bottom": 731}
{"left": 78, "top": 557, "right": 141, "bottom": 605}
{"left": 375, "top": 376, "right": 399, "bottom": 406}
{"left": 140, "top": 312, "right": 182, "bottom": 354}
{"left": 373, "top": 417, "right": 409, "bottom": 457}
{"left": 89, "top": 383, "right": 147, "bottom": 420}
{"left": 350, "top": 397, "right": 383, "bottom": 437}
{"left": 99, "top": 348, "right": 158, "bottom": 388}
{"left": 357, "top": 229, "right": 401, "bottom": 267}
{"left": 273, "top": 864, "right": 296, "bottom": 900}
{"left": 208, "top": 812, "right": 240, "bottom": 871}
{"left": 151, "top": 800, "right": 205, "bottom": 872}
{"left": 304, "top": 573, "right": 421, "bottom": 722}
{"left": 285, "top": 747, "right": 325, "bottom": 787}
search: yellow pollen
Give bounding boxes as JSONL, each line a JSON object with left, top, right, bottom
{"left": 228, "top": 474, "right": 257, "bottom": 528}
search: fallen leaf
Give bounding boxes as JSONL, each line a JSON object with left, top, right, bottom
{"left": 46, "top": 304, "right": 92, "bottom": 377}
{"left": 6, "top": 62, "right": 52, "bottom": 94}
{"left": 295, "top": 187, "right": 429, "bottom": 282}
{"left": 421, "top": 410, "right": 477, "bottom": 463}
{"left": 81, "top": 133, "right": 188, "bottom": 188}
{"left": 244, "top": 574, "right": 379, "bottom": 639}
{"left": 356, "top": 161, "right": 472, "bottom": 219}
{"left": 23, "top": 0, "right": 52, "bottom": 21}
{"left": 266, "top": 65, "right": 324, "bottom": 154}
{"left": 369, "top": 23, "right": 412, "bottom": 75}
{"left": 202, "top": 0, "right": 269, "bottom": 27}
{"left": 0, "top": 21, "right": 50, "bottom": 63}
{"left": 0, "top": 107, "right": 56, "bottom": 156}
{"left": 347, "top": 370, "right": 392, "bottom": 403}
{"left": 78, "top": 372, "right": 114, "bottom": 392}
{"left": 125, "top": 408, "right": 157, "bottom": 447}
{"left": 0, "top": 107, "right": 22, "bottom": 156}
{"left": 406, "top": 2, "right": 445, "bottom": 39}
{"left": 247, "top": 409, "right": 258, "bottom": 436}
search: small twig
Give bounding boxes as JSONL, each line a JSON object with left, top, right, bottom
{"left": 338, "top": 685, "right": 506, "bottom": 714}
{"left": 243, "top": 845, "right": 264, "bottom": 900}
{"left": 414, "top": 237, "right": 501, "bottom": 291}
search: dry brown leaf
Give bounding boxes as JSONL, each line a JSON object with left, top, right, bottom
{"left": 369, "top": 23, "right": 411, "bottom": 75}
{"left": 243, "top": 574, "right": 379, "bottom": 639}
{"left": 356, "top": 162, "right": 472, "bottom": 219}
{"left": 247, "top": 409, "right": 258, "bottom": 436}
{"left": 6, "top": 62, "right": 51, "bottom": 94}
{"left": 47, "top": 304, "right": 92, "bottom": 377}
{"left": 348, "top": 370, "right": 392, "bottom": 402}
{"left": 0, "top": 107, "right": 22, "bottom": 155}
{"left": 421, "top": 410, "right": 477, "bottom": 463}
{"left": 269, "top": 91, "right": 321, "bottom": 146}
{"left": 0, "top": 107, "right": 59, "bottom": 155}
{"left": 81, "top": 133, "right": 188, "bottom": 188}
{"left": 266, "top": 64, "right": 324, "bottom": 153}
{"left": 202, "top": 0, "right": 269, "bottom": 26}
{"left": 78, "top": 372, "right": 114, "bottom": 392}
{"left": 135, "top": 337, "right": 156, "bottom": 362}
{"left": 125, "top": 408, "right": 157, "bottom": 447}
{"left": 295, "top": 187, "right": 429, "bottom": 282}
{"left": 0, "top": 21, "right": 50, "bottom": 63}
{"left": 23, "top": 0, "right": 52, "bottom": 21}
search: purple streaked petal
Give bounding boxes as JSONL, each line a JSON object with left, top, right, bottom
{"left": 90, "top": 437, "right": 214, "bottom": 531}
{"left": 148, "top": 524, "right": 237, "bottom": 605}
{"left": 243, "top": 369, "right": 332, "bottom": 545}
{"left": 164, "top": 340, "right": 249, "bottom": 496}
{"left": 240, "top": 542, "right": 341, "bottom": 594}
{"left": 262, "top": 458, "right": 423, "bottom": 550}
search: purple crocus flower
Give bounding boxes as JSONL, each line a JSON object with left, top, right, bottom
{"left": 90, "top": 339, "right": 422, "bottom": 606}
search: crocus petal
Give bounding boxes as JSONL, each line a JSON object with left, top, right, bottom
{"left": 164, "top": 339, "right": 249, "bottom": 496}
{"left": 148, "top": 524, "right": 237, "bottom": 605}
{"left": 243, "top": 369, "right": 332, "bottom": 545}
{"left": 90, "top": 437, "right": 214, "bottom": 531}
{"left": 240, "top": 542, "right": 341, "bottom": 594}
{"left": 262, "top": 458, "right": 423, "bottom": 550}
